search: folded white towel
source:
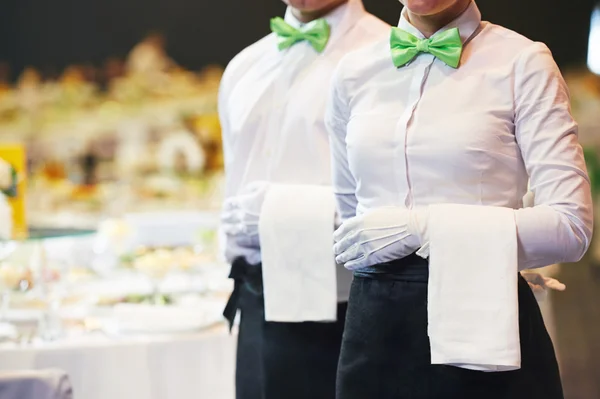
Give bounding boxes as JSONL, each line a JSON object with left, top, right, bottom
{"left": 428, "top": 204, "right": 520, "bottom": 371}
{"left": 259, "top": 184, "right": 338, "bottom": 322}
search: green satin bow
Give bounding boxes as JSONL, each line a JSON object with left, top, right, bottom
{"left": 270, "top": 17, "right": 331, "bottom": 53}
{"left": 390, "top": 27, "right": 463, "bottom": 68}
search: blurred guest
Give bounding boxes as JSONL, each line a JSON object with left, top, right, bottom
{"left": 101, "top": 57, "right": 126, "bottom": 90}
{"left": 197, "top": 64, "right": 224, "bottom": 91}
{"left": 82, "top": 63, "right": 100, "bottom": 86}
{"left": 41, "top": 65, "right": 60, "bottom": 82}
{"left": 80, "top": 143, "right": 99, "bottom": 186}
{"left": 189, "top": 114, "right": 223, "bottom": 171}
{"left": 15, "top": 67, "right": 43, "bottom": 113}
{"left": 327, "top": 0, "right": 593, "bottom": 398}
{"left": 58, "top": 65, "right": 97, "bottom": 107}
{"left": 60, "top": 66, "right": 86, "bottom": 84}
{"left": 126, "top": 32, "right": 174, "bottom": 76}
{"left": 219, "top": 0, "right": 388, "bottom": 398}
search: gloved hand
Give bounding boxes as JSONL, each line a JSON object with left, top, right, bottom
{"left": 520, "top": 271, "right": 566, "bottom": 302}
{"left": 333, "top": 207, "right": 429, "bottom": 270}
{"left": 220, "top": 181, "right": 270, "bottom": 249}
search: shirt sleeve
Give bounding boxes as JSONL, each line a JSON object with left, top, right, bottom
{"left": 512, "top": 42, "right": 593, "bottom": 269}
{"left": 218, "top": 60, "right": 244, "bottom": 263}
{"left": 325, "top": 64, "right": 359, "bottom": 221}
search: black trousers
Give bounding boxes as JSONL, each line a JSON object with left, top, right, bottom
{"left": 224, "top": 257, "right": 347, "bottom": 399}
{"left": 337, "top": 255, "right": 564, "bottom": 399}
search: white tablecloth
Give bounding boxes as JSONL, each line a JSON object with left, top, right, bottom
{"left": 0, "top": 326, "right": 237, "bottom": 399}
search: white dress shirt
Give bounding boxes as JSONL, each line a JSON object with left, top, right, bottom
{"left": 326, "top": 2, "right": 593, "bottom": 270}
{"left": 219, "top": 0, "right": 389, "bottom": 265}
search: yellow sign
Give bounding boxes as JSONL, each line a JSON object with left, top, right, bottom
{"left": 0, "top": 144, "right": 27, "bottom": 240}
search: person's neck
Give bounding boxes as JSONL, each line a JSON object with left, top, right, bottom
{"left": 405, "top": 0, "right": 472, "bottom": 38}
{"left": 291, "top": 0, "right": 349, "bottom": 24}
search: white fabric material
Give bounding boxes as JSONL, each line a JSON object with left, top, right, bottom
{"left": 428, "top": 204, "right": 519, "bottom": 371}
{"left": 332, "top": 207, "right": 426, "bottom": 270}
{"left": 0, "top": 328, "right": 236, "bottom": 399}
{"left": 221, "top": 181, "right": 269, "bottom": 258}
{"left": 325, "top": 1, "right": 593, "bottom": 371}
{"left": 260, "top": 184, "right": 338, "bottom": 321}
{"left": 0, "top": 369, "right": 73, "bottom": 399}
{"left": 218, "top": 0, "right": 389, "bottom": 270}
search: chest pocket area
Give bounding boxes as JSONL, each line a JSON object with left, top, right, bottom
{"left": 346, "top": 114, "right": 403, "bottom": 182}
{"left": 229, "top": 86, "right": 274, "bottom": 136}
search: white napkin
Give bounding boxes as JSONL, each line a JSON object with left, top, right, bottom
{"left": 259, "top": 184, "right": 337, "bottom": 322}
{"left": 428, "top": 204, "right": 520, "bottom": 371}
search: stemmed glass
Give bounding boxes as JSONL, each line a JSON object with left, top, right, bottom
{"left": 31, "top": 241, "right": 66, "bottom": 341}
{"left": 132, "top": 249, "right": 175, "bottom": 305}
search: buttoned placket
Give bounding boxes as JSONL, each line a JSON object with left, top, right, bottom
{"left": 263, "top": 44, "right": 316, "bottom": 180}
{"left": 263, "top": 57, "right": 286, "bottom": 163}
{"left": 393, "top": 53, "right": 436, "bottom": 208}
{"left": 235, "top": 48, "right": 290, "bottom": 187}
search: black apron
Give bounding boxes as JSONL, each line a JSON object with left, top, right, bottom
{"left": 336, "top": 254, "right": 564, "bottom": 399}
{"left": 224, "top": 257, "right": 347, "bottom": 399}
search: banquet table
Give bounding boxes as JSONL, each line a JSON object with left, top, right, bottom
{"left": 0, "top": 324, "right": 237, "bottom": 399}
{"left": 0, "top": 212, "right": 240, "bottom": 398}
{"left": 0, "top": 229, "right": 238, "bottom": 399}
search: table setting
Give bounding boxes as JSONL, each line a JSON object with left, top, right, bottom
{"left": 0, "top": 212, "right": 237, "bottom": 399}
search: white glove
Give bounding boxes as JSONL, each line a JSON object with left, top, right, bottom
{"left": 220, "top": 181, "right": 270, "bottom": 249}
{"left": 520, "top": 271, "right": 566, "bottom": 302}
{"left": 333, "top": 207, "right": 429, "bottom": 270}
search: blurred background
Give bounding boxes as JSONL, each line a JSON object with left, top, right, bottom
{"left": 0, "top": 1, "right": 598, "bottom": 398}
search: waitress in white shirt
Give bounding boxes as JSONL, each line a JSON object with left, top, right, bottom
{"left": 218, "top": 1, "right": 388, "bottom": 398}
{"left": 326, "top": 0, "right": 593, "bottom": 398}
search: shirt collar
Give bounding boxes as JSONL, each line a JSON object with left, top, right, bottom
{"left": 397, "top": 1, "right": 481, "bottom": 43}
{"left": 283, "top": 0, "right": 366, "bottom": 48}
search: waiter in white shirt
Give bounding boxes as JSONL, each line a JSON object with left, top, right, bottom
{"left": 326, "top": 0, "right": 593, "bottom": 398}
{"left": 218, "top": 1, "right": 389, "bottom": 398}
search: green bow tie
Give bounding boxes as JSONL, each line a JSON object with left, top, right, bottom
{"left": 270, "top": 17, "right": 331, "bottom": 53}
{"left": 390, "top": 27, "right": 463, "bottom": 68}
